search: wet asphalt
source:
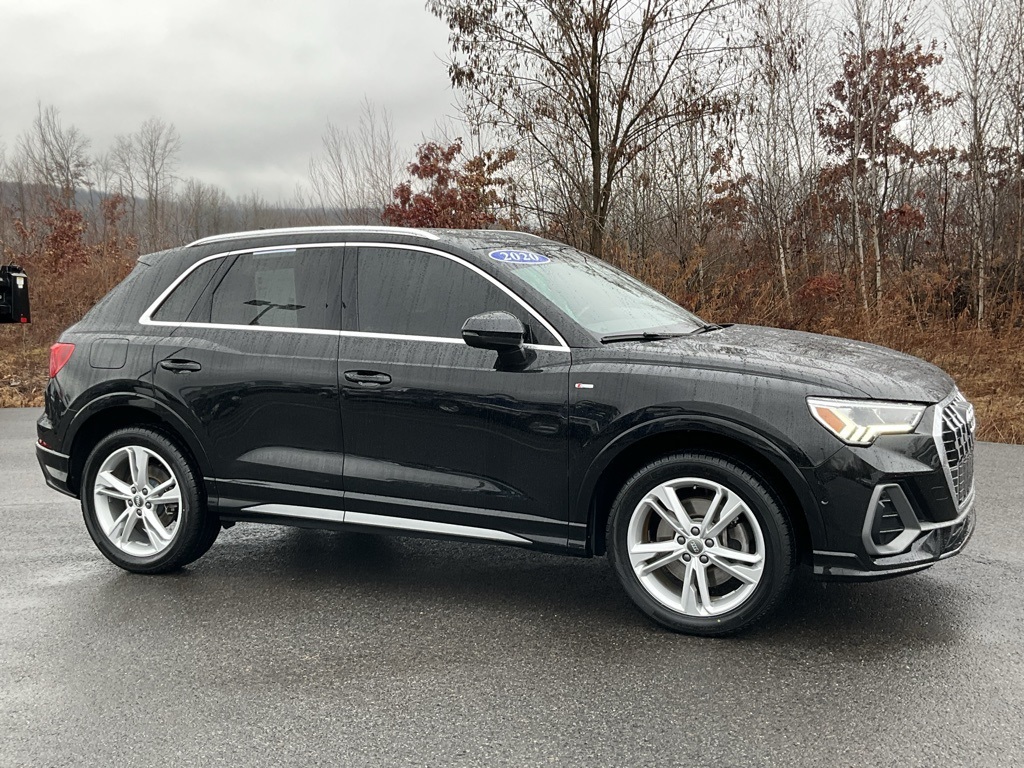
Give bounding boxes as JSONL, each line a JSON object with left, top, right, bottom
{"left": 0, "top": 407, "right": 1022, "bottom": 767}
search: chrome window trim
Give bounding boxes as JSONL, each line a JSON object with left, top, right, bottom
{"left": 139, "top": 242, "right": 570, "bottom": 351}
{"left": 187, "top": 225, "right": 439, "bottom": 247}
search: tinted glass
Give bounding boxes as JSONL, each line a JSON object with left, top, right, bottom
{"left": 151, "top": 260, "right": 221, "bottom": 322}
{"left": 495, "top": 246, "right": 703, "bottom": 336}
{"left": 355, "top": 247, "right": 556, "bottom": 344}
{"left": 207, "top": 249, "right": 339, "bottom": 330}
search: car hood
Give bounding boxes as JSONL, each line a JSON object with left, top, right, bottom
{"left": 617, "top": 324, "right": 954, "bottom": 402}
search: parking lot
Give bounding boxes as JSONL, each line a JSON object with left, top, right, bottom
{"left": 1, "top": 406, "right": 1022, "bottom": 767}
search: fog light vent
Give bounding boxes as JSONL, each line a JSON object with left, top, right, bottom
{"left": 862, "top": 484, "right": 922, "bottom": 557}
{"left": 871, "top": 492, "right": 906, "bottom": 547}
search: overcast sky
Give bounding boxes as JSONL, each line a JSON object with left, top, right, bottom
{"left": 0, "top": 0, "right": 456, "bottom": 200}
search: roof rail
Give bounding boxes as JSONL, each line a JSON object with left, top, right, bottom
{"left": 187, "top": 226, "right": 440, "bottom": 247}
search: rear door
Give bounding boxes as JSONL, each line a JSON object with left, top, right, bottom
{"left": 337, "top": 244, "right": 571, "bottom": 549}
{"left": 149, "top": 246, "right": 344, "bottom": 515}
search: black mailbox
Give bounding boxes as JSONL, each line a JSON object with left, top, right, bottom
{"left": 0, "top": 265, "right": 31, "bottom": 324}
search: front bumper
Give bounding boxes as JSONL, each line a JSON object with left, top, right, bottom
{"left": 805, "top": 390, "right": 976, "bottom": 581}
{"left": 813, "top": 499, "right": 975, "bottom": 580}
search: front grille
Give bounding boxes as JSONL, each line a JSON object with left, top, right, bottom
{"left": 940, "top": 392, "right": 976, "bottom": 507}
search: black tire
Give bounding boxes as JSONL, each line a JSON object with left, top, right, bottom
{"left": 183, "top": 513, "right": 222, "bottom": 566}
{"left": 607, "top": 452, "right": 795, "bottom": 636}
{"left": 81, "top": 426, "right": 212, "bottom": 574}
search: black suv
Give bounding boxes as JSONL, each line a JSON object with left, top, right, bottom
{"left": 34, "top": 227, "right": 976, "bottom": 634}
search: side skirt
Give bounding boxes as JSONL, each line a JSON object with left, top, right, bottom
{"left": 220, "top": 503, "right": 532, "bottom": 546}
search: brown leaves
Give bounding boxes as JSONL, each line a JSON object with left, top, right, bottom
{"left": 382, "top": 139, "right": 518, "bottom": 229}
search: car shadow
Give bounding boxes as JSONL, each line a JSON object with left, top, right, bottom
{"left": 177, "top": 525, "right": 974, "bottom": 651}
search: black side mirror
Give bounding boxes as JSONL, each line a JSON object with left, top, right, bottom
{"left": 462, "top": 310, "right": 525, "bottom": 351}
{"left": 462, "top": 311, "right": 531, "bottom": 368}
{"left": 0, "top": 265, "right": 31, "bottom": 324}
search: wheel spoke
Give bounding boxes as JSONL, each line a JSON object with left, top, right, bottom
{"left": 645, "top": 485, "right": 693, "bottom": 534}
{"left": 118, "top": 512, "right": 139, "bottom": 546}
{"left": 150, "top": 487, "right": 181, "bottom": 506}
{"left": 707, "top": 553, "right": 762, "bottom": 585}
{"left": 710, "top": 546, "right": 762, "bottom": 565}
{"left": 129, "top": 447, "right": 151, "bottom": 489}
{"left": 680, "top": 560, "right": 700, "bottom": 614}
{"left": 104, "top": 508, "right": 132, "bottom": 538}
{"left": 148, "top": 477, "right": 176, "bottom": 498}
{"left": 694, "top": 561, "right": 714, "bottom": 613}
{"left": 703, "top": 493, "right": 745, "bottom": 539}
{"left": 96, "top": 471, "right": 133, "bottom": 499}
{"left": 630, "top": 540, "right": 680, "bottom": 556}
{"left": 636, "top": 547, "right": 686, "bottom": 577}
{"left": 141, "top": 509, "right": 173, "bottom": 544}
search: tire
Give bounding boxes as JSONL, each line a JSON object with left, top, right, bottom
{"left": 81, "top": 427, "right": 212, "bottom": 574}
{"left": 607, "top": 452, "right": 795, "bottom": 636}
{"left": 183, "top": 514, "right": 221, "bottom": 566}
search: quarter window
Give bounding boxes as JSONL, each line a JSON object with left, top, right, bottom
{"left": 354, "top": 247, "right": 557, "bottom": 344}
{"left": 151, "top": 259, "right": 222, "bottom": 323}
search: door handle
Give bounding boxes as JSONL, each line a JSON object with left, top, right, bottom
{"left": 159, "top": 359, "right": 202, "bottom": 373}
{"left": 344, "top": 370, "right": 392, "bottom": 386}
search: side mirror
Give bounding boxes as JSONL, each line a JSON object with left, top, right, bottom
{"left": 0, "top": 265, "right": 31, "bottom": 324}
{"left": 462, "top": 311, "right": 525, "bottom": 352}
{"left": 462, "top": 311, "right": 532, "bottom": 369}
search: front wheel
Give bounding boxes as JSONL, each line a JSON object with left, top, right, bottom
{"left": 81, "top": 427, "right": 213, "bottom": 574}
{"left": 607, "top": 452, "right": 795, "bottom": 635}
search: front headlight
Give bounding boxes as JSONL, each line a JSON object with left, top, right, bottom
{"left": 807, "top": 397, "right": 926, "bottom": 446}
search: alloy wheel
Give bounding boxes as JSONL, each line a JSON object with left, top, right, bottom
{"left": 92, "top": 445, "right": 182, "bottom": 557}
{"left": 626, "top": 477, "right": 766, "bottom": 617}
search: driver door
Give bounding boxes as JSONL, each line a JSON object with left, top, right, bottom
{"left": 337, "top": 245, "right": 571, "bottom": 548}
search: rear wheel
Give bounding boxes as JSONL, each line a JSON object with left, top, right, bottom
{"left": 607, "top": 452, "right": 795, "bottom": 635}
{"left": 81, "top": 427, "right": 212, "bottom": 573}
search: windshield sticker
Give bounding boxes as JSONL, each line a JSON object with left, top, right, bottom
{"left": 489, "top": 249, "right": 551, "bottom": 264}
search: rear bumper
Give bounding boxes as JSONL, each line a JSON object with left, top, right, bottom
{"left": 35, "top": 442, "right": 75, "bottom": 498}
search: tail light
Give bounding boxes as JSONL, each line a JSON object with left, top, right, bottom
{"left": 49, "top": 342, "right": 75, "bottom": 378}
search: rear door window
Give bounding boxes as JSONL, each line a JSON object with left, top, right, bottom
{"left": 190, "top": 249, "right": 341, "bottom": 331}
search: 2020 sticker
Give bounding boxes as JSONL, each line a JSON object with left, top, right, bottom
{"left": 488, "top": 250, "right": 551, "bottom": 264}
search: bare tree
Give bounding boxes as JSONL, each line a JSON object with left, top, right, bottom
{"left": 429, "top": 0, "right": 737, "bottom": 258}
{"left": 740, "top": 0, "right": 826, "bottom": 306}
{"left": 16, "top": 104, "right": 91, "bottom": 206}
{"left": 944, "top": 0, "right": 1010, "bottom": 325}
{"left": 136, "top": 118, "right": 181, "bottom": 250}
{"left": 818, "top": 0, "right": 950, "bottom": 309}
{"left": 109, "top": 118, "right": 181, "bottom": 250}
{"left": 305, "top": 98, "right": 401, "bottom": 224}
{"left": 1003, "top": 0, "right": 1024, "bottom": 298}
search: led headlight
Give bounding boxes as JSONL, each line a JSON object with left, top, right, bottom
{"left": 806, "top": 397, "right": 926, "bottom": 446}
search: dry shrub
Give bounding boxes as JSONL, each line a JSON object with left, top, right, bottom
{"left": 614, "top": 250, "right": 1023, "bottom": 444}
{"left": 0, "top": 197, "right": 135, "bottom": 406}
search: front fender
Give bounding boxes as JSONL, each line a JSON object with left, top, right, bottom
{"left": 573, "top": 412, "right": 829, "bottom": 555}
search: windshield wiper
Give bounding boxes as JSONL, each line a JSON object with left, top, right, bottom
{"left": 600, "top": 331, "right": 690, "bottom": 344}
{"left": 688, "top": 323, "right": 725, "bottom": 336}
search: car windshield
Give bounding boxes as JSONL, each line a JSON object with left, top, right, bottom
{"left": 487, "top": 245, "right": 704, "bottom": 337}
